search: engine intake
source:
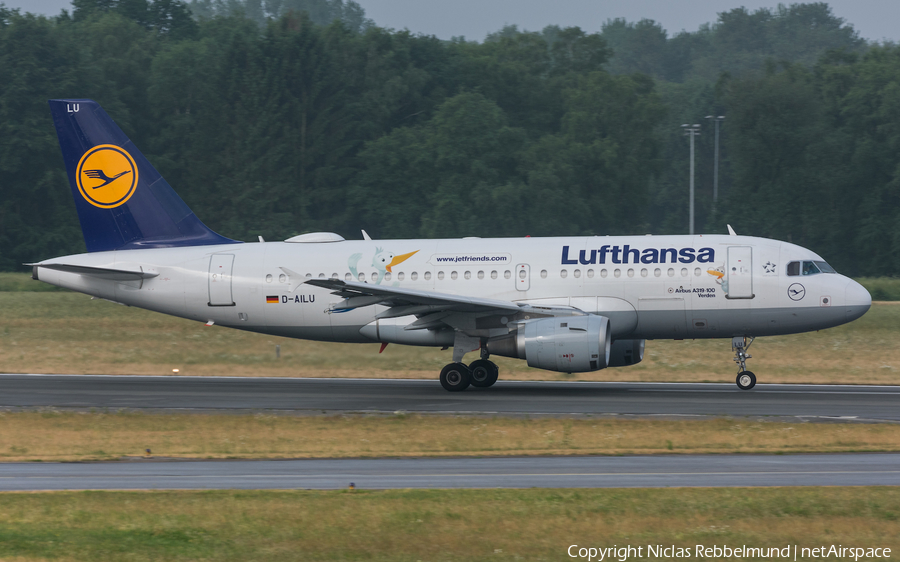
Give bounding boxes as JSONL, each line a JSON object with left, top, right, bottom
{"left": 487, "top": 315, "right": 611, "bottom": 372}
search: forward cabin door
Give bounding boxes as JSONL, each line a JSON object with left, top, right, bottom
{"left": 726, "top": 246, "right": 754, "bottom": 299}
{"left": 208, "top": 254, "right": 235, "bottom": 306}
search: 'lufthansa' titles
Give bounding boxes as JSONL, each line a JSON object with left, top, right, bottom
{"left": 561, "top": 245, "right": 715, "bottom": 265}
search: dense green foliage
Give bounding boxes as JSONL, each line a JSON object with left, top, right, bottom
{"left": 0, "top": 0, "right": 898, "bottom": 276}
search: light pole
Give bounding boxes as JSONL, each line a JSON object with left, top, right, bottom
{"left": 705, "top": 115, "right": 725, "bottom": 215}
{"left": 682, "top": 124, "right": 701, "bottom": 235}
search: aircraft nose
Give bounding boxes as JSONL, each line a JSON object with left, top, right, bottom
{"left": 844, "top": 279, "right": 872, "bottom": 322}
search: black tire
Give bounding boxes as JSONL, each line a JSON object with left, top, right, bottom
{"left": 736, "top": 371, "right": 757, "bottom": 390}
{"left": 440, "top": 363, "right": 471, "bottom": 392}
{"left": 469, "top": 359, "right": 499, "bottom": 388}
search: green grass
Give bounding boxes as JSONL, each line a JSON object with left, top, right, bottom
{"left": 0, "top": 488, "right": 897, "bottom": 561}
{"left": 858, "top": 277, "right": 900, "bottom": 301}
{"left": 0, "top": 272, "right": 66, "bottom": 292}
{"left": 3, "top": 292, "right": 899, "bottom": 384}
{"left": 4, "top": 412, "right": 900, "bottom": 462}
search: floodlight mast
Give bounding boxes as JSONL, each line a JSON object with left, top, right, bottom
{"left": 705, "top": 115, "right": 725, "bottom": 215}
{"left": 682, "top": 124, "right": 701, "bottom": 235}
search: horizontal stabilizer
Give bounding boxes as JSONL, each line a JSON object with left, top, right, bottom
{"left": 30, "top": 263, "right": 158, "bottom": 281}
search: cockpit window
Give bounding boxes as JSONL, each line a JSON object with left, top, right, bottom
{"left": 815, "top": 261, "right": 836, "bottom": 274}
{"left": 787, "top": 261, "right": 800, "bottom": 276}
{"left": 788, "top": 260, "right": 835, "bottom": 276}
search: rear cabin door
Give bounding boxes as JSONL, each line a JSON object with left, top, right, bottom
{"left": 726, "top": 246, "right": 754, "bottom": 299}
{"left": 208, "top": 254, "right": 235, "bottom": 306}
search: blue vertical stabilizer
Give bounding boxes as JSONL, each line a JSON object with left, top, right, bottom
{"left": 49, "top": 99, "right": 238, "bottom": 252}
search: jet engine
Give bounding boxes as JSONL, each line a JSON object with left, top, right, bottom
{"left": 607, "top": 339, "right": 645, "bottom": 367}
{"left": 487, "top": 315, "right": 611, "bottom": 372}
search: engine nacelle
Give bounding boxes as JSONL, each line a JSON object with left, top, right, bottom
{"left": 487, "top": 315, "right": 611, "bottom": 372}
{"left": 607, "top": 339, "right": 645, "bottom": 367}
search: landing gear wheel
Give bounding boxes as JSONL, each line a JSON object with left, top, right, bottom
{"left": 731, "top": 336, "right": 757, "bottom": 390}
{"left": 736, "top": 371, "right": 756, "bottom": 390}
{"left": 469, "top": 359, "right": 499, "bottom": 388}
{"left": 440, "top": 363, "right": 472, "bottom": 392}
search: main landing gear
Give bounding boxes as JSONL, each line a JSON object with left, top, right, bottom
{"left": 439, "top": 348, "right": 499, "bottom": 392}
{"left": 732, "top": 336, "right": 757, "bottom": 390}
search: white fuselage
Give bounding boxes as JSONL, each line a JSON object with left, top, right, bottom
{"left": 35, "top": 234, "right": 871, "bottom": 350}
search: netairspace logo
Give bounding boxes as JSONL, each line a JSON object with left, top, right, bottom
{"left": 566, "top": 544, "right": 892, "bottom": 561}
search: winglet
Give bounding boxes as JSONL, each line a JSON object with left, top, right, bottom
{"left": 362, "top": 230, "right": 372, "bottom": 241}
{"left": 727, "top": 224, "right": 737, "bottom": 236}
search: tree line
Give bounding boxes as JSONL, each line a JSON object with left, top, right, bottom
{"left": 0, "top": 0, "right": 898, "bottom": 276}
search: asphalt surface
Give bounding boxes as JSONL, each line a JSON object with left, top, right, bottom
{"left": 1, "top": 454, "right": 897, "bottom": 491}
{"left": 1, "top": 374, "right": 899, "bottom": 421}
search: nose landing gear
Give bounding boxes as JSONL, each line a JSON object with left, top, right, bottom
{"left": 732, "top": 336, "right": 756, "bottom": 390}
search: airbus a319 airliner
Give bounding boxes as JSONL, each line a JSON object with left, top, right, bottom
{"left": 31, "top": 100, "right": 872, "bottom": 391}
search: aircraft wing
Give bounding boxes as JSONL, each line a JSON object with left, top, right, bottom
{"left": 304, "top": 278, "right": 523, "bottom": 316}
{"left": 304, "top": 276, "right": 590, "bottom": 337}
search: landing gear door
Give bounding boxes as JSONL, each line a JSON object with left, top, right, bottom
{"left": 726, "top": 246, "right": 754, "bottom": 299}
{"left": 208, "top": 254, "right": 235, "bottom": 306}
{"left": 516, "top": 264, "right": 530, "bottom": 291}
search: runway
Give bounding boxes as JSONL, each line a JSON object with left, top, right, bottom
{"left": 1, "top": 374, "right": 900, "bottom": 421}
{"left": 0, "top": 454, "right": 897, "bottom": 491}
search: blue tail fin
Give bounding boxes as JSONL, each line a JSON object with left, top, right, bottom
{"left": 49, "top": 99, "right": 238, "bottom": 252}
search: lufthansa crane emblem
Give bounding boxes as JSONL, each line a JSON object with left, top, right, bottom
{"left": 788, "top": 283, "right": 806, "bottom": 301}
{"left": 75, "top": 144, "right": 139, "bottom": 208}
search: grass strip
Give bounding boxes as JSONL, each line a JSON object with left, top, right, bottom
{"left": 857, "top": 277, "right": 900, "bottom": 301}
{"left": 0, "top": 273, "right": 66, "bottom": 292}
{"left": 0, "top": 487, "right": 897, "bottom": 561}
{"left": 1, "top": 412, "right": 899, "bottom": 461}
{"left": 1, "top": 293, "right": 899, "bottom": 384}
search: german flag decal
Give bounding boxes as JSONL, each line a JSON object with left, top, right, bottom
{"left": 266, "top": 296, "right": 279, "bottom": 304}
